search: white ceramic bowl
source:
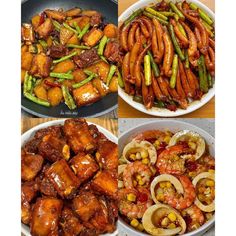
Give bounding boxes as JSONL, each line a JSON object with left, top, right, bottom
{"left": 21, "top": 119, "right": 118, "bottom": 236}
{"left": 118, "top": 120, "right": 215, "bottom": 236}
{"left": 118, "top": 0, "right": 215, "bottom": 117}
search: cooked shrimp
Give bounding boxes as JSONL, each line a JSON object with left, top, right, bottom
{"left": 118, "top": 187, "right": 153, "bottom": 219}
{"left": 123, "top": 161, "right": 152, "bottom": 189}
{"left": 182, "top": 204, "right": 205, "bottom": 231}
{"left": 164, "top": 175, "right": 196, "bottom": 210}
{"left": 133, "top": 129, "right": 166, "bottom": 142}
{"left": 157, "top": 144, "right": 192, "bottom": 175}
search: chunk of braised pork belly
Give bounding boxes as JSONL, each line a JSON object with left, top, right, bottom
{"left": 74, "top": 48, "right": 100, "bottom": 68}
{"left": 60, "top": 207, "right": 84, "bottom": 236}
{"left": 104, "top": 39, "right": 121, "bottom": 63}
{"left": 46, "top": 159, "right": 80, "bottom": 199}
{"left": 38, "top": 134, "right": 70, "bottom": 162}
{"left": 21, "top": 200, "right": 31, "bottom": 224}
{"left": 96, "top": 139, "right": 118, "bottom": 171}
{"left": 45, "top": 9, "right": 66, "bottom": 22}
{"left": 90, "top": 12, "right": 102, "bottom": 26}
{"left": 91, "top": 170, "right": 118, "bottom": 200}
{"left": 21, "top": 181, "right": 39, "bottom": 203}
{"left": 63, "top": 118, "right": 97, "bottom": 154}
{"left": 84, "top": 197, "right": 116, "bottom": 234}
{"left": 35, "top": 18, "right": 53, "bottom": 39}
{"left": 72, "top": 191, "right": 101, "bottom": 222}
{"left": 69, "top": 153, "right": 99, "bottom": 182}
{"left": 21, "top": 152, "right": 44, "bottom": 181}
{"left": 72, "top": 82, "right": 101, "bottom": 107}
{"left": 30, "top": 198, "right": 63, "bottom": 236}
{"left": 66, "top": 8, "right": 82, "bottom": 17}
{"left": 21, "top": 23, "right": 35, "bottom": 44}
{"left": 30, "top": 53, "right": 52, "bottom": 77}
{"left": 83, "top": 28, "right": 103, "bottom": 47}
{"left": 80, "top": 228, "right": 98, "bottom": 236}
{"left": 89, "top": 124, "right": 107, "bottom": 143}
{"left": 39, "top": 177, "right": 58, "bottom": 197}
{"left": 47, "top": 45, "right": 68, "bottom": 58}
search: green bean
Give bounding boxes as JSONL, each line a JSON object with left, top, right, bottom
{"left": 50, "top": 72, "right": 73, "bottom": 80}
{"left": 35, "top": 78, "right": 43, "bottom": 87}
{"left": 52, "top": 20, "right": 61, "bottom": 31}
{"left": 63, "top": 22, "right": 78, "bottom": 34}
{"left": 73, "top": 22, "right": 81, "bottom": 34}
{"left": 207, "top": 73, "right": 213, "bottom": 88}
{"left": 67, "top": 44, "right": 90, "bottom": 49}
{"left": 177, "top": 22, "right": 187, "bottom": 38}
{"left": 169, "top": 2, "right": 185, "bottom": 20}
{"left": 124, "top": 9, "right": 143, "bottom": 25}
{"left": 133, "top": 95, "right": 143, "bottom": 104}
{"left": 78, "top": 23, "right": 90, "bottom": 40}
{"left": 145, "top": 7, "right": 168, "bottom": 21}
{"left": 72, "top": 73, "right": 96, "bottom": 89}
{"left": 201, "top": 20, "right": 214, "bottom": 37}
{"left": 154, "top": 100, "right": 165, "bottom": 108}
{"left": 198, "top": 55, "right": 208, "bottom": 93}
{"left": 106, "top": 65, "right": 117, "bottom": 86}
{"left": 24, "top": 92, "right": 50, "bottom": 107}
{"left": 147, "top": 50, "right": 160, "bottom": 77}
{"left": 143, "top": 11, "right": 169, "bottom": 25}
{"left": 100, "top": 55, "right": 109, "bottom": 64}
{"left": 23, "top": 72, "right": 29, "bottom": 94}
{"left": 144, "top": 54, "right": 151, "bottom": 86}
{"left": 189, "top": 3, "right": 213, "bottom": 25}
{"left": 185, "top": 50, "right": 189, "bottom": 69}
{"left": 159, "top": 11, "right": 176, "bottom": 17}
{"left": 28, "top": 44, "right": 38, "bottom": 54}
{"left": 61, "top": 85, "right": 76, "bottom": 110}
{"left": 38, "top": 40, "right": 48, "bottom": 49}
{"left": 98, "top": 35, "right": 108, "bottom": 56}
{"left": 169, "top": 24, "right": 185, "bottom": 61}
{"left": 53, "top": 51, "right": 78, "bottom": 64}
{"left": 117, "top": 69, "right": 124, "bottom": 88}
{"left": 170, "top": 54, "right": 178, "bottom": 89}
{"left": 83, "top": 70, "right": 98, "bottom": 77}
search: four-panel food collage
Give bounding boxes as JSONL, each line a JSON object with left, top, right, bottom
{"left": 21, "top": 0, "right": 215, "bottom": 235}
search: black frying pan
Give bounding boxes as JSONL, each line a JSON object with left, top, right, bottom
{"left": 21, "top": 0, "right": 118, "bottom": 118}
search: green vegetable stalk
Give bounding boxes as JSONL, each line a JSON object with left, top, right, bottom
{"left": 143, "top": 11, "right": 168, "bottom": 25}
{"left": 63, "top": 22, "right": 78, "bottom": 34}
{"left": 145, "top": 7, "right": 168, "bottom": 21}
{"left": 144, "top": 54, "right": 151, "bottom": 86}
{"left": 53, "top": 51, "right": 78, "bottom": 64}
{"left": 61, "top": 85, "right": 76, "bottom": 110}
{"left": 78, "top": 23, "right": 90, "bottom": 39}
{"left": 147, "top": 50, "right": 160, "bottom": 77}
{"left": 52, "top": 20, "right": 61, "bottom": 31}
{"left": 72, "top": 73, "right": 96, "bottom": 89}
{"left": 117, "top": 69, "right": 124, "bottom": 88}
{"left": 169, "top": 2, "right": 185, "bottom": 19}
{"left": 106, "top": 65, "right": 117, "bottom": 86}
{"left": 198, "top": 55, "right": 209, "bottom": 93}
{"left": 24, "top": 92, "right": 50, "bottom": 107}
{"left": 50, "top": 72, "right": 73, "bottom": 80}
{"left": 98, "top": 35, "right": 108, "bottom": 56}
{"left": 124, "top": 9, "right": 143, "bottom": 25}
{"left": 67, "top": 44, "right": 90, "bottom": 49}
{"left": 170, "top": 54, "right": 178, "bottom": 89}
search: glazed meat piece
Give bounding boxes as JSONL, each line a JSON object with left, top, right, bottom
{"left": 48, "top": 45, "right": 68, "bottom": 58}
{"left": 74, "top": 48, "right": 100, "bottom": 68}
{"left": 40, "top": 177, "right": 57, "bottom": 197}
{"left": 30, "top": 198, "right": 62, "bottom": 236}
{"left": 21, "top": 201, "right": 31, "bottom": 224}
{"left": 90, "top": 12, "right": 102, "bottom": 26}
{"left": 38, "top": 134, "right": 70, "bottom": 162}
{"left": 70, "top": 153, "right": 99, "bottom": 182}
{"left": 46, "top": 159, "right": 80, "bottom": 199}
{"left": 89, "top": 124, "right": 107, "bottom": 143}
{"left": 21, "top": 152, "right": 44, "bottom": 181}
{"left": 96, "top": 139, "right": 118, "bottom": 170}
{"left": 73, "top": 191, "right": 100, "bottom": 222}
{"left": 104, "top": 40, "right": 120, "bottom": 63}
{"left": 63, "top": 119, "right": 97, "bottom": 154}
{"left": 61, "top": 207, "right": 84, "bottom": 236}
{"left": 45, "top": 9, "right": 66, "bottom": 22}
{"left": 91, "top": 171, "right": 117, "bottom": 200}
{"left": 21, "top": 181, "right": 39, "bottom": 203}
{"left": 35, "top": 18, "right": 54, "bottom": 39}
{"left": 30, "top": 53, "right": 52, "bottom": 78}
{"left": 72, "top": 82, "right": 101, "bottom": 107}
{"left": 21, "top": 23, "right": 35, "bottom": 44}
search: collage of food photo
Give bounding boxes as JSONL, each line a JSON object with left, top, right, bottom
{"left": 21, "top": 0, "right": 215, "bottom": 235}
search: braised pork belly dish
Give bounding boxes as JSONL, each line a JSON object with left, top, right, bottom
{"left": 119, "top": 0, "right": 215, "bottom": 111}
{"left": 119, "top": 129, "right": 215, "bottom": 235}
{"left": 21, "top": 8, "right": 119, "bottom": 109}
{"left": 21, "top": 119, "right": 118, "bottom": 236}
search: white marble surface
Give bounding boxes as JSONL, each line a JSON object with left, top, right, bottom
{"left": 118, "top": 118, "right": 215, "bottom": 236}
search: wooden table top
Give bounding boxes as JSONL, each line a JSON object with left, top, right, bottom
{"left": 118, "top": 0, "right": 215, "bottom": 118}
{"left": 21, "top": 118, "right": 118, "bottom": 136}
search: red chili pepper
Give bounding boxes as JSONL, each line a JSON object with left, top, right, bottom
{"left": 137, "top": 193, "right": 148, "bottom": 203}
{"left": 44, "top": 80, "right": 61, "bottom": 88}
{"left": 166, "top": 104, "right": 177, "bottom": 111}
{"left": 39, "top": 13, "right": 45, "bottom": 26}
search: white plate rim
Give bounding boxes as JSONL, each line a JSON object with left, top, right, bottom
{"left": 21, "top": 119, "right": 118, "bottom": 236}
{"left": 118, "top": 0, "right": 215, "bottom": 117}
